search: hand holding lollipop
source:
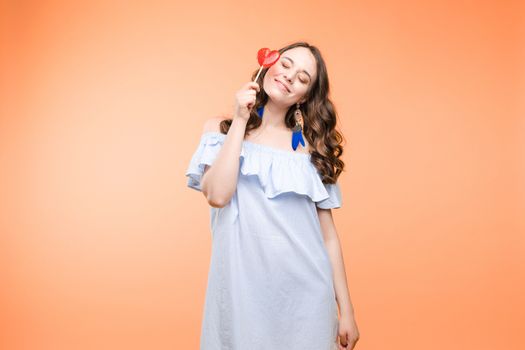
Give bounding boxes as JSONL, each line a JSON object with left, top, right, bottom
{"left": 234, "top": 48, "right": 280, "bottom": 121}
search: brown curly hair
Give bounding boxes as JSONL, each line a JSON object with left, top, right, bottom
{"left": 218, "top": 41, "right": 345, "bottom": 184}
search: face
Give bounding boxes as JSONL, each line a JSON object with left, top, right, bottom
{"left": 262, "top": 46, "right": 317, "bottom": 106}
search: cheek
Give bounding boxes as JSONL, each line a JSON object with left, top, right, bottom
{"left": 269, "top": 64, "right": 283, "bottom": 75}
{"left": 264, "top": 67, "right": 281, "bottom": 86}
{"left": 264, "top": 66, "right": 276, "bottom": 82}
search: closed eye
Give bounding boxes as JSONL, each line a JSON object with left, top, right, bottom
{"left": 281, "top": 62, "right": 309, "bottom": 84}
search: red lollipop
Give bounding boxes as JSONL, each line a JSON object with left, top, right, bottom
{"left": 253, "top": 48, "right": 280, "bottom": 82}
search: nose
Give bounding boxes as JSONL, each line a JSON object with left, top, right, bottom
{"left": 283, "top": 72, "right": 294, "bottom": 83}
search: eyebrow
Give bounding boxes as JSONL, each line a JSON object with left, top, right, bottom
{"left": 282, "top": 56, "right": 312, "bottom": 80}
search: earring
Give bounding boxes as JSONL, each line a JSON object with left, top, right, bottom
{"left": 257, "top": 105, "right": 264, "bottom": 118}
{"left": 292, "top": 102, "right": 305, "bottom": 150}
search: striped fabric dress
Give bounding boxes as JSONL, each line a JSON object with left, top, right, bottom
{"left": 185, "top": 131, "right": 343, "bottom": 350}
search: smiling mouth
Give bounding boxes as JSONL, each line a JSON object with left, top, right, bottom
{"left": 275, "top": 79, "right": 290, "bottom": 93}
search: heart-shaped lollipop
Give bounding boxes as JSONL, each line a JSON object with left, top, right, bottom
{"left": 257, "top": 48, "right": 280, "bottom": 67}
{"left": 253, "top": 47, "right": 280, "bottom": 82}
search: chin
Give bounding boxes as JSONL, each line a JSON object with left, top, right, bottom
{"left": 269, "top": 85, "right": 290, "bottom": 99}
{"left": 267, "top": 92, "right": 288, "bottom": 105}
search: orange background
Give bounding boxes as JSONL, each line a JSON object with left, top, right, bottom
{"left": 1, "top": 1, "right": 524, "bottom": 349}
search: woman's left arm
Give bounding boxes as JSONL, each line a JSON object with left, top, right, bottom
{"left": 317, "top": 207, "right": 360, "bottom": 348}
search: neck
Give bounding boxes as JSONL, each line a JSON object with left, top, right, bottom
{"left": 259, "top": 99, "right": 290, "bottom": 131}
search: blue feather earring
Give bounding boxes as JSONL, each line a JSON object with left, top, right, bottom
{"left": 256, "top": 104, "right": 305, "bottom": 151}
{"left": 257, "top": 106, "right": 264, "bottom": 118}
{"left": 292, "top": 102, "right": 305, "bottom": 150}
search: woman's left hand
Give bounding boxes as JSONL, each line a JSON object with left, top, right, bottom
{"left": 337, "top": 313, "right": 360, "bottom": 349}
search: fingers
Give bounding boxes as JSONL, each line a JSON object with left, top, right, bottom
{"left": 243, "top": 81, "right": 260, "bottom": 93}
{"left": 234, "top": 82, "right": 260, "bottom": 118}
{"left": 340, "top": 335, "right": 359, "bottom": 350}
{"left": 243, "top": 82, "right": 259, "bottom": 109}
{"left": 339, "top": 333, "right": 348, "bottom": 349}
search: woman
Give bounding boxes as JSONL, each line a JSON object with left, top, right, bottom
{"left": 186, "top": 41, "right": 360, "bottom": 350}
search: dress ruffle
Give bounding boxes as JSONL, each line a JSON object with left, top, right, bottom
{"left": 185, "top": 132, "right": 342, "bottom": 209}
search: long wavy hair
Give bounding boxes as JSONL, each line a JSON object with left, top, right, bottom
{"left": 219, "top": 41, "right": 345, "bottom": 184}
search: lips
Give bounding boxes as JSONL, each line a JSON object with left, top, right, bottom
{"left": 275, "top": 79, "right": 291, "bottom": 93}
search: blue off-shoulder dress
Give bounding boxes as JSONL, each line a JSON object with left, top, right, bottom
{"left": 185, "top": 131, "right": 343, "bottom": 350}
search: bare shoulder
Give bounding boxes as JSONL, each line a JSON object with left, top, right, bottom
{"left": 202, "top": 116, "right": 225, "bottom": 134}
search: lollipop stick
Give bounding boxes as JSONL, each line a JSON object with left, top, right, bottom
{"left": 253, "top": 65, "right": 264, "bottom": 82}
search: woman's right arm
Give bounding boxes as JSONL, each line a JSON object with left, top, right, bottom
{"left": 200, "top": 81, "right": 260, "bottom": 208}
{"left": 200, "top": 117, "right": 248, "bottom": 208}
